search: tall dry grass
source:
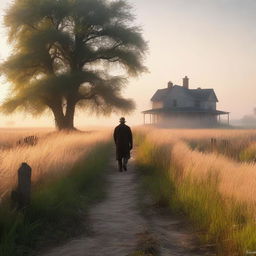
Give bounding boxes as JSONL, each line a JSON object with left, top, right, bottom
{"left": 0, "top": 129, "right": 112, "bottom": 256}
{"left": 137, "top": 128, "right": 256, "bottom": 145}
{"left": 0, "top": 128, "right": 111, "bottom": 198}
{"left": 0, "top": 128, "right": 54, "bottom": 149}
{"left": 135, "top": 127, "right": 256, "bottom": 255}
{"left": 138, "top": 128, "right": 256, "bottom": 203}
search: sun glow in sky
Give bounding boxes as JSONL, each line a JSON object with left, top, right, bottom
{"left": 0, "top": 0, "right": 256, "bottom": 127}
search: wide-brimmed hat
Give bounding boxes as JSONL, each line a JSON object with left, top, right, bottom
{"left": 119, "top": 117, "right": 126, "bottom": 123}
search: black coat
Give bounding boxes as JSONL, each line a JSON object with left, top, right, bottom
{"left": 113, "top": 124, "right": 133, "bottom": 160}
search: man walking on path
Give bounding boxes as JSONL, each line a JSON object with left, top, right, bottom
{"left": 113, "top": 117, "right": 133, "bottom": 172}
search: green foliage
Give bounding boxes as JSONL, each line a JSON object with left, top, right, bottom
{"left": 135, "top": 135, "right": 256, "bottom": 256}
{"left": 1, "top": 0, "right": 147, "bottom": 129}
{"left": 239, "top": 146, "right": 256, "bottom": 162}
{"left": 0, "top": 142, "right": 111, "bottom": 256}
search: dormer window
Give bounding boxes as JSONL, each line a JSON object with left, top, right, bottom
{"left": 195, "top": 100, "right": 200, "bottom": 108}
{"left": 173, "top": 99, "right": 177, "bottom": 107}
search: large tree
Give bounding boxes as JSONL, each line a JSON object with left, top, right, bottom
{"left": 0, "top": 0, "right": 147, "bottom": 130}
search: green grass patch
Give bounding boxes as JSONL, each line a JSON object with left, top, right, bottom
{"left": 239, "top": 146, "right": 256, "bottom": 162}
{"left": 0, "top": 142, "right": 112, "bottom": 256}
{"left": 135, "top": 135, "right": 256, "bottom": 256}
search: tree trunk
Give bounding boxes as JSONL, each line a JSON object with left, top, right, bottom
{"left": 50, "top": 96, "right": 77, "bottom": 131}
{"left": 64, "top": 99, "right": 76, "bottom": 130}
{"left": 52, "top": 104, "right": 66, "bottom": 130}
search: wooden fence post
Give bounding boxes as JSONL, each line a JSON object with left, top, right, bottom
{"left": 211, "top": 138, "right": 217, "bottom": 150}
{"left": 221, "top": 139, "right": 229, "bottom": 151}
{"left": 12, "top": 163, "right": 32, "bottom": 209}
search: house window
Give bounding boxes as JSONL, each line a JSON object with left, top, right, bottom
{"left": 195, "top": 100, "right": 200, "bottom": 108}
{"left": 173, "top": 99, "right": 177, "bottom": 107}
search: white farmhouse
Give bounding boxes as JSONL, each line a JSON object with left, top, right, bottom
{"left": 142, "top": 76, "right": 229, "bottom": 127}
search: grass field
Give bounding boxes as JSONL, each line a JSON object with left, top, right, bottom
{"left": 2, "top": 126, "right": 256, "bottom": 256}
{"left": 0, "top": 128, "right": 110, "bottom": 199}
{"left": 0, "top": 128, "right": 112, "bottom": 256}
{"left": 135, "top": 127, "right": 256, "bottom": 256}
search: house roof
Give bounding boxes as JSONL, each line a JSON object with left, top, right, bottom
{"left": 151, "top": 85, "right": 219, "bottom": 102}
{"left": 151, "top": 88, "right": 169, "bottom": 102}
{"left": 142, "top": 107, "right": 229, "bottom": 115}
{"left": 189, "top": 89, "right": 218, "bottom": 102}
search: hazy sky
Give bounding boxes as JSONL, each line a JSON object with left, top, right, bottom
{"left": 0, "top": 0, "right": 256, "bottom": 127}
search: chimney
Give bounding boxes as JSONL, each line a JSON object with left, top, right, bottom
{"left": 183, "top": 76, "right": 189, "bottom": 89}
{"left": 167, "top": 81, "right": 173, "bottom": 89}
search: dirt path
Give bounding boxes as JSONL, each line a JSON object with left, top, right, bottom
{"left": 40, "top": 154, "right": 208, "bottom": 256}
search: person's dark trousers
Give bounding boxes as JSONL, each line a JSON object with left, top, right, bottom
{"left": 118, "top": 159, "right": 123, "bottom": 172}
{"left": 123, "top": 157, "right": 128, "bottom": 171}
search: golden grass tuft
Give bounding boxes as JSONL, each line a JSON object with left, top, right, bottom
{"left": 135, "top": 127, "right": 256, "bottom": 255}
{"left": 0, "top": 128, "right": 111, "bottom": 198}
{"left": 136, "top": 127, "right": 256, "bottom": 204}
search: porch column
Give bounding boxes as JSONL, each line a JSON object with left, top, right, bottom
{"left": 153, "top": 114, "right": 156, "bottom": 124}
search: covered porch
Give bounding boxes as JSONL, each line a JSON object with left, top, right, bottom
{"left": 142, "top": 108, "right": 230, "bottom": 126}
